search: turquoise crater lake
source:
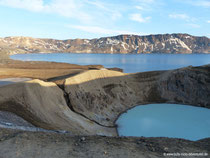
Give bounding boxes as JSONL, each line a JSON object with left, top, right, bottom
{"left": 11, "top": 53, "right": 210, "bottom": 140}
{"left": 116, "top": 104, "right": 210, "bottom": 141}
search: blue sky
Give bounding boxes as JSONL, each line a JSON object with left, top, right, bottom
{"left": 0, "top": 0, "right": 209, "bottom": 39}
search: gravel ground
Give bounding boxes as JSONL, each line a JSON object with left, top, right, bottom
{"left": 0, "top": 111, "right": 34, "bottom": 127}
{"left": 0, "top": 128, "right": 209, "bottom": 158}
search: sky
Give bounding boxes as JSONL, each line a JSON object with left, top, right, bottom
{"left": 0, "top": 0, "right": 209, "bottom": 39}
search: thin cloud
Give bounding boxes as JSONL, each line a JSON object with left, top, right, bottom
{"left": 190, "top": 0, "right": 210, "bottom": 8}
{"left": 135, "top": 6, "right": 144, "bottom": 11}
{"left": 134, "top": 0, "right": 164, "bottom": 11}
{"left": 130, "top": 13, "right": 151, "bottom": 23}
{"left": 0, "top": 0, "right": 92, "bottom": 22}
{"left": 85, "top": 0, "right": 122, "bottom": 20}
{"left": 169, "top": 13, "right": 196, "bottom": 23}
{"left": 187, "top": 23, "right": 201, "bottom": 28}
{"left": 169, "top": 13, "right": 189, "bottom": 20}
{"left": 136, "top": 0, "right": 155, "bottom": 3}
{"left": 67, "top": 25, "right": 145, "bottom": 36}
{"left": 47, "top": 0, "right": 92, "bottom": 23}
{"left": 135, "top": 0, "right": 156, "bottom": 4}
{"left": 0, "top": 0, "right": 122, "bottom": 23}
{"left": 0, "top": 0, "right": 44, "bottom": 12}
{"left": 169, "top": 13, "right": 200, "bottom": 28}
{"left": 176, "top": 0, "right": 210, "bottom": 8}
{"left": 207, "top": 20, "right": 210, "bottom": 23}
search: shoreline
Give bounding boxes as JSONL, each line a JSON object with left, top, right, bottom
{"left": 9, "top": 52, "right": 210, "bottom": 57}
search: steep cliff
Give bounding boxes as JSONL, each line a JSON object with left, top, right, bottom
{"left": 0, "top": 33, "right": 209, "bottom": 54}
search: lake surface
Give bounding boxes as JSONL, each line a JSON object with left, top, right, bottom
{"left": 0, "top": 78, "right": 31, "bottom": 87}
{"left": 11, "top": 53, "right": 210, "bottom": 140}
{"left": 116, "top": 104, "right": 210, "bottom": 141}
{"left": 11, "top": 53, "right": 210, "bottom": 73}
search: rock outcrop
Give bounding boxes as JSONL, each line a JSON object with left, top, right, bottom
{"left": 0, "top": 128, "right": 209, "bottom": 158}
{"left": 0, "top": 60, "right": 209, "bottom": 135}
{"left": 0, "top": 33, "right": 209, "bottom": 54}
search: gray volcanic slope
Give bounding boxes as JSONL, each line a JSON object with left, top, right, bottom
{"left": 0, "top": 128, "right": 209, "bottom": 158}
{"left": 0, "top": 33, "right": 209, "bottom": 54}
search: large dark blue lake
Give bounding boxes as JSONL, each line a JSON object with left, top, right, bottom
{"left": 11, "top": 53, "right": 210, "bottom": 73}
{"left": 11, "top": 53, "right": 210, "bottom": 140}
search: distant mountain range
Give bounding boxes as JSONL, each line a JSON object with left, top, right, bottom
{"left": 0, "top": 33, "right": 209, "bottom": 54}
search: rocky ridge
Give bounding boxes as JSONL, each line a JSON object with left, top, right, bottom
{"left": 0, "top": 33, "right": 209, "bottom": 54}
